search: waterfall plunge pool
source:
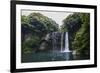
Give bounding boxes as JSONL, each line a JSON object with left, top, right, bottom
{"left": 22, "top": 32, "right": 89, "bottom": 63}
{"left": 22, "top": 32, "right": 74, "bottom": 63}
{"left": 22, "top": 51, "right": 73, "bottom": 63}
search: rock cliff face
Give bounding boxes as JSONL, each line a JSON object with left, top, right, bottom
{"left": 21, "top": 13, "right": 59, "bottom": 54}
{"left": 21, "top": 12, "right": 90, "bottom": 60}
{"left": 38, "top": 32, "right": 69, "bottom": 53}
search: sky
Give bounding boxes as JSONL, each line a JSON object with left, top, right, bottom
{"left": 22, "top": 10, "right": 73, "bottom": 28}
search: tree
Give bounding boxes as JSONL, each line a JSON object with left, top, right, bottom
{"left": 21, "top": 13, "right": 59, "bottom": 54}
{"left": 61, "top": 13, "right": 82, "bottom": 50}
{"left": 72, "top": 13, "right": 90, "bottom": 58}
{"left": 62, "top": 13, "right": 90, "bottom": 59}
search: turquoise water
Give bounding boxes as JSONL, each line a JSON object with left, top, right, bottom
{"left": 22, "top": 52, "right": 73, "bottom": 63}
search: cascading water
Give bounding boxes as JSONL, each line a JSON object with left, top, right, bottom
{"left": 63, "top": 32, "right": 70, "bottom": 52}
{"left": 50, "top": 32, "right": 72, "bottom": 60}
{"left": 49, "top": 32, "right": 70, "bottom": 52}
{"left": 51, "top": 32, "right": 61, "bottom": 52}
{"left": 22, "top": 32, "right": 73, "bottom": 62}
{"left": 61, "top": 32, "right": 64, "bottom": 52}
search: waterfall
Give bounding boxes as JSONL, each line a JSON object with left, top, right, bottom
{"left": 46, "top": 32, "right": 70, "bottom": 52}
{"left": 61, "top": 32, "right": 64, "bottom": 52}
{"left": 52, "top": 32, "right": 58, "bottom": 52}
{"left": 60, "top": 32, "right": 70, "bottom": 52}
{"left": 64, "top": 32, "right": 70, "bottom": 52}
{"left": 51, "top": 32, "right": 62, "bottom": 52}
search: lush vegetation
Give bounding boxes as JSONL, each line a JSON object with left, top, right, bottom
{"left": 21, "top": 12, "right": 90, "bottom": 59}
{"left": 62, "top": 13, "right": 90, "bottom": 58}
{"left": 21, "top": 13, "right": 58, "bottom": 54}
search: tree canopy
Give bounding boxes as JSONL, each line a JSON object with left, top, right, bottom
{"left": 21, "top": 12, "right": 90, "bottom": 59}
{"left": 61, "top": 13, "right": 90, "bottom": 58}
{"left": 21, "top": 13, "right": 59, "bottom": 54}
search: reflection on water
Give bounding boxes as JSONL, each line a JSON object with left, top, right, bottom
{"left": 22, "top": 32, "right": 73, "bottom": 63}
{"left": 22, "top": 51, "right": 89, "bottom": 63}
{"left": 22, "top": 52, "right": 73, "bottom": 63}
{"left": 22, "top": 32, "right": 89, "bottom": 63}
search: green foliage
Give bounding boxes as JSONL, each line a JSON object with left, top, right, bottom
{"left": 62, "top": 13, "right": 82, "bottom": 33}
{"left": 61, "top": 13, "right": 82, "bottom": 50}
{"left": 21, "top": 13, "right": 59, "bottom": 54}
{"left": 62, "top": 13, "right": 90, "bottom": 57}
{"left": 72, "top": 13, "right": 90, "bottom": 56}
{"left": 27, "top": 13, "right": 58, "bottom": 33}
{"left": 21, "top": 12, "right": 90, "bottom": 59}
